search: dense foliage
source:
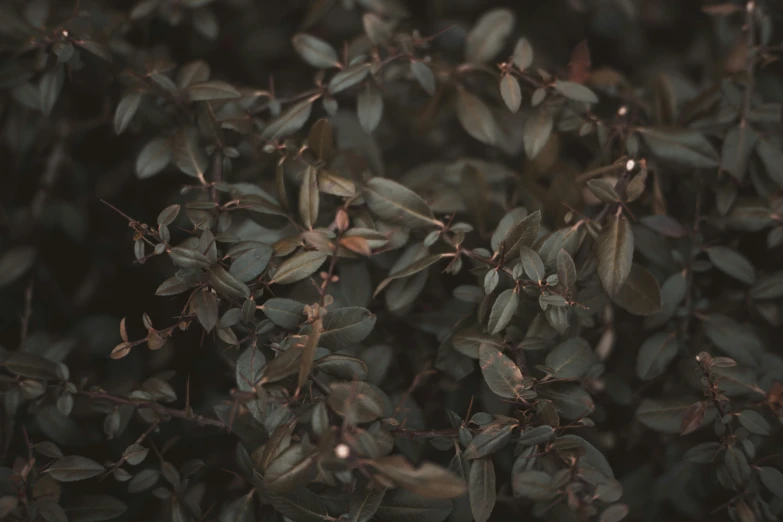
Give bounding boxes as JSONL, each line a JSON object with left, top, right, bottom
{"left": 2, "top": 1, "right": 783, "bottom": 521}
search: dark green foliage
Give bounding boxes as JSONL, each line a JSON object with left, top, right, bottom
{"left": 1, "top": 1, "right": 783, "bottom": 522}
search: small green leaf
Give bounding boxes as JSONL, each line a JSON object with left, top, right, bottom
{"left": 65, "top": 495, "right": 127, "bottom": 522}
{"left": 47, "top": 456, "right": 105, "bottom": 482}
{"left": 556, "top": 249, "right": 577, "bottom": 289}
{"left": 737, "top": 410, "right": 770, "bottom": 435}
{"left": 262, "top": 97, "right": 317, "bottom": 140}
{"left": 487, "top": 289, "right": 519, "bottom": 334}
{"left": 114, "top": 92, "right": 142, "bottom": 135}
{"left": 636, "top": 333, "right": 678, "bottom": 380}
{"left": 370, "top": 455, "right": 466, "bottom": 499}
{"left": 39, "top": 66, "right": 64, "bottom": 116}
{"left": 545, "top": 337, "right": 595, "bottom": 379}
{"left": 463, "top": 423, "right": 515, "bottom": 460}
{"left": 261, "top": 298, "right": 305, "bottom": 329}
{"left": 465, "top": 8, "right": 515, "bottom": 63}
{"left": 479, "top": 344, "right": 525, "bottom": 399}
{"left": 358, "top": 84, "right": 383, "bottom": 134}
{"left": 192, "top": 289, "right": 218, "bottom": 332}
{"left": 292, "top": 34, "right": 340, "bottom": 69}
{"left": 186, "top": 81, "right": 240, "bottom": 101}
{"left": 349, "top": 487, "right": 386, "bottom": 522}
{"left": 635, "top": 398, "right": 715, "bottom": 434}
{"left": 512, "top": 471, "right": 557, "bottom": 501}
{"left": 638, "top": 128, "right": 719, "bottom": 168}
{"left": 328, "top": 381, "right": 384, "bottom": 423}
{"left": 756, "top": 137, "right": 783, "bottom": 186}
{"left": 524, "top": 108, "right": 553, "bottom": 159}
{"left": 706, "top": 246, "right": 756, "bottom": 285}
{"left": 299, "top": 166, "right": 319, "bottom": 229}
{"left": 519, "top": 247, "right": 545, "bottom": 282}
{"left": 468, "top": 458, "right": 496, "bottom": 522}
{"left": 596, "top": 216, "right": 634, "bottom": 296}
{"left": 0, "top": 246, "right": 37, "bottom": 288}
{"left": 364, "top": 177, "right": 439, "bottom": 229}
{"left": 209, "top": 265, "right": 251, "bottom": 299}
{"left": 500, "top": 75, "right": 522, "bottom": 113}
{"left": 516, "top": 425, "right": 555, "bottom": 446}
{"left": 270, "top": 251, "right": 329, "bottom": 285}
{"left": 554, "top": 81, "right": 598, "bottom": 104}
{"left": 586, "top": 179, "right": 619, "bottom": 203}
{"left": 328, "top": 63, "right": 371, "bottom": 94}
{"left": 512, "top": 38, "right": 533, "bottom": 70}
{"left": 456, "top": 86, "right": 497, "bottom": 146}
{"left": 411, "top": 61, "right": 436, "bottom": 95}
{"left": 721, "top": 124, "right": 757, "bottom": 181}
{"left": 136, "top": 137, "right": 172, "bottom": 179}
{"left": 759, "top": 466, "right": 783, "bottom": 500}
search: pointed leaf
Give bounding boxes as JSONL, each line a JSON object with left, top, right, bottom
{"left": 479, "top": 344, "right": 525, "bottom": 399}
{"left": 596, "top": 216, "right": 634, "bottom": 296}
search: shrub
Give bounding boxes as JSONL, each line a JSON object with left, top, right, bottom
{"left": 1, "top": 1, "right": 783, "bottom": 522}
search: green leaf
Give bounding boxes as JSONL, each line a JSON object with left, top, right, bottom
{"left": 452, "top": 329, "right": 504, "bottom": 359}
{"left": 636, "top": 333, "right": 678, "bottom": 380}
{"left": 497, "top": 210, "right": 541, "bottom": 258}
{"left": 370, "top": 455, "right": 466, "bottom": 499}
{"left": 750, "top": 272, "right": 783, "bottom": 299}
{"left": 186, "top": 81, "right": 240, "bottom": 101}
{"left": 65, "top": 495, "right": 127, "bottom": 522}
{"left": 261, "top": 298, "right": 305, "bottom": 329}
{"left": 0, "top": 246, "right": 36, "bottom": 288}
{"left": 308, "top": 118, "right": 334, "bottom": 162}
{"left": 517, "top": 425, "right": 555, "bottom": 446}
{"left": 328, "top": 63, "right": 371, "bottom": 94}
{"left": 463, "top": 423, "right": 515, "bottom": 460}
{"left": 683, "top": 442, "right": 721, "bottom": 463}
{"left": 638, "top": 128, "right": 719, "bottom": 168}
{"left": 635, "top": 398, "right": 716, "bottom": 434}
{"left": 600, "top": 504, "right": 629, "bottom": 522}
{"left": 262, "top": 344, "right": 303, "bottom": 384}
{"left": 465, "top": 8, "right": 515, "bottom": 63}
{"left": 556, "top": 249, "right": 577, "bottom": 289}
{"left": 724, "top": 446, "right": 750, "bottom": 486}
{"left": 39, "top": 66, "right": 64, "bottom": 116}
{"left": 261, "top": 97, "right": 317, "bottom": 140}
{"left": 611, "top": 264, "right": 662, "bottom": 316}
{"left": 291, "top": 34, "right": 340, "bottom": 69}
{"left": 756, "top": 137, "right": 783, "bottom": 186}
{"left": 545, "top": 337, "right": 595, "bottom": 379}
{"left": 177, "top": 60, "right": 210, "bottom": 89}
{"left": 209, "top": 265, "right": 251, "bottom": 299}
{"left": 759, "top": 466, "right": 783, "bottom": 500}
{"left": 701, "top": 315, "right": 763, "bottom": 367}
{"left": 4, "top": 352, "right": 58, "bottom": 379}
{"left": 456, "top": 87, "right": 497, "bottom": 146}
{"left": 298, "top": 317, "right": 322, "bottom": 388}
{"left": 127, "top": 469, "right": 159, "bottom": 493}
{"left": 500, "top": 75, "right": 522, "bottom": 113}
{"left": 264, "top": 444, "right": 317, "bottom": 492}
{"left": 596, "top": 216, "right": 633, "bottom": 296}
{"left": 519, "top": 247, "right": 545, "bottom": 281}
{"left": 299, "top": 166, "right": 319, "bottom": 229}
{"left": 168, "top": 247, "right": 210, "bottom": 270}
{"left": 737, "top": 410, "right": 770, "bottom": 435}
{"left": 349, "top": 487, "right": 385, "bottom": 522}
{"left": 328, "top": 381, "right": 384, "bottom": 423}
{"left": 479, "top": 344, "right": 525, "bottom": 399}
{"left": 136, "top": 137, "right": 172, "bottom": 179}
{"left": 468, "top": 458, "right": 495, "bottom": 522}
{"left": 47, "top": 456, "right": 105, "bottom": 482}
{"left": 554, "top": 81, "right": 598, "bottom": 104}
{"left": 721, "top": 124, "right": 757, "bottom": 181}
{"left": 706, "top": 246, "right": 756, "bottom": 285}
{"left": 586, "top": 179, "right": 619, "bottom": 203}
{"left": 193, "top": 289, "right": 218, "bottom": 332}
{"left": 487, "top": 289, "right": 519, "bottom": 334}
{"left": 266, "top": 488, "right": 331, "bottom": 522}
{"left": 364, "top": 177, "right": 439, "bottom": 229}
{"left": 316, "top": 307, "right": 376, "bottom": 351}
{"left": 512, "top": 38, "right": 533, "bottom": 70}
{"left": 230, "top": 245, "right": 273, "bottom": 283}
{"left": 114, "top": 92, "right": 142, "bottom": 135}
{"left": 173, "top": 126, "right": 208, "bottom": 178}
{"left": 376, "top": 489, "right": 452, "bottom": 522}
{"left": 358, "top": 84, "right": 383, "bottom": 134}
{"left": 512, "top": 471, "right": 557, "bottom": 501}
{"left": 524, "top": 108, "right": 553, "bottom": 159}
{"left": 270, "top": 251, "right": 329, "bottom": 285}
{"left": 411, "top": 61, "right": 436, "bottom": 95}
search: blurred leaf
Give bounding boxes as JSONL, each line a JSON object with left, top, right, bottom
{"left": 411, "top": 61, "right": 436, "bottom": 95}
{"left": 554, "top": 81, "right": 598, "bottom": 104}
{"left": 456, "top": 87, "right": 497, "bottom": 146}
{"left": 328, "top": 381, "right": 384, "bottom": 423}
{"left": 358, "top": 84, "right": 383, "bottom": 134}
{"left": 611, "top": 265, "right": 662, "bottom": 316}
{"left": 370, "top": 455, "right": 466, "bottom": 499}
{"left": 308, "top": 118, "right": 334, "bottom": 162}
{"left": 376, "top": 489, "right": 452, "bottom": 522}
{"left": 114, "top": 92, "right": 142, "bottom": 135}
{"left": 465, "top": 8, "right": 515, "bottom": 63}
{"left": 636, "top": 398, "right": 715, "bottom": 434}
{"left": 524, "top": 108, "right": 553, "bottom": 159}
{"left": 136, "top": 136, "right": 172, "bottom": 179}
{"left": 500, "top": 75, "right": 521, "bottom": 113}
{"left": 0, "top": 246, "right": 36, "bottom": 288}
{"left": 512, "top": 471, "right": 557, "bottom": 500}
{"left": 39, "top": 66, "right": 64, "bottom": 116}
{"left": 512, "top": 38, "right": 533, "bottom": 70}
{"left": 262, "top": 97, "right": 316, "bottom": 140}
{"left": 756, "top": 137, "right": 783, "bottom": 186}
{"left": 586, "top": 179, "right": 619, "bottom": 203}
{"left": 721, "top": 124, "right": 757, "bottom": 181}
{"left": 292, "top": 34, "right": 340, "bottom": 68}
{"left": 65, "top": 495, "right": 127, "bottom": 522}
{"left": 469, "top": 457, "right": 495, "bottom": 522}
{"left": 298, "top": 318, "right": 322, "bottom": 388}
{"left": 737, "top": 410, "right": 770, "bottom": 435}
{"left": 186, "top": 81, "right": 240, "bottom": 101}
{"left": 638, "top": 128, "right": 719, "bottom": 168}
{"left": 759, "top": 467, "right": 783, "bottom": 500}
{"left": 266, "top": 488, "right": 330, "bottom": 522}
{"left": 349, "top": 487, "right": 385, "bottom": 522}
{"left": 636, "top": 333, "right": 678, "bottom": 380}
{"left": 545, "top": 337, "right": 595, "bottom": 379}
{"left": 328, "top": 63, "right": 371, "bottom": 94}
{"left": 706, "top": 246, "right": 756, "bottom": 285}
{"left": 264, "top": 444, "right": 317, "bottom": 492}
